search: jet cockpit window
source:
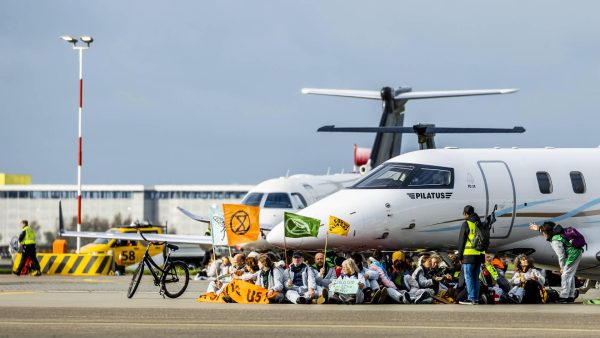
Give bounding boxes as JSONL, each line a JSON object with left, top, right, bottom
{"left": 569, "top": 171, "right": 586, "bottom": 194}
{"left": 536, "top": 172, "right": 553, "bottom": 194}
{"left": 351, "top": 163, "right": 414, "bottom": 189}
{"left": 407, "top": 168, "right": 453, "bottom": 188}
{"left": 264, "top": 193, "right": 293, "bottom": 209}
{"left": 241, "top": 193, "right": 264, "bottom": 207}
{"left": 291, "top": 193, "right": 308, "bottom": 209}
{"left": 351, "top": 163, "right": 454, "bottom": 189}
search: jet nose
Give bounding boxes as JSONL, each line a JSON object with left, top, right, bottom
{"left": 266, "top": 222, "right": 285, "bottom": 247}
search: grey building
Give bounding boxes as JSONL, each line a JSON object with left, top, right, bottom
{"left": 0, "top": 184, "right": 252, "bottom": 246}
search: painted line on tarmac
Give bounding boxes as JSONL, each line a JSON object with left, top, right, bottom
{"left": 0, "top": 322, "right": 599, "bottom": 333}
{"left": 0, "top": 292, "right": 34, "bottom": 295}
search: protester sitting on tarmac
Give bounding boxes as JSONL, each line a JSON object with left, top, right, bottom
{"left": 506, "top": 254, "right": 546, "bottom": 304}
{"left": 219, "top": 256, "right": 232, "bottom": 275}
{"left": 430, "top": 255, "right": 453, "bottom": 293}
{"left": 482, "top": 253, "right": 511, "bottom": 298}
{"left": 412, "top": 255, "right": 439, "bottom": 297}
{"left": 328, "top": 259, "right": 366, "bottom": 304}
{"left": 310, "top": 252, "right": 335, "bottom": 296}
{"left": 285, "top": 251, "right": 317, "bottom": 304}
{"left": 366, "top": 254, "right": 409, "bottom": 304}
{"left": 334, "top": 256, "right": 345, "bottom": 277}
{"left": 206, "top": 254, "right": 245, "bottom": 295}
{"left": 196, "top": 255, "right": 221, "bottom": 281}
{"left": 350, "top": 253, "right": 378, "bottom": 301}
{"left": 233, "top": 256, "right": 259, "bottom": 282}
{"left": 256, "top": 254, "right": 285, "bottom": 303}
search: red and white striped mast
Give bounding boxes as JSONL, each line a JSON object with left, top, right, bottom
{"left": 61, "top": 35, "right": 93, "bottom": 253}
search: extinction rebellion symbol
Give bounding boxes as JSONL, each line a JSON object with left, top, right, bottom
{"left": 230, "top": 210, "right": 251, "bottom": 235}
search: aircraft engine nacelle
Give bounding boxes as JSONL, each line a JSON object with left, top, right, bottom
{"left": 359, "top": 162, "right": 372, "bottom": 175}
{"left": 354, "top": 144, "right": 371, "bottom": 167}
{"left": 353, "top": 144, "right": 372, "bottom": 175}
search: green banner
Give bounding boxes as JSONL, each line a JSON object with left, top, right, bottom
{"left": 284, "top": 212, "right": 320, "bottom": 238}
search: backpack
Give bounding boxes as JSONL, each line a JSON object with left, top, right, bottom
{"left": 472, "top": 219, "right": 490, "bottom": 252}
{"left": 472, "top": 205, "right": 497, "bottom": 252}
{"left": 562, "top": 227, "right": 587, "bottom": 250}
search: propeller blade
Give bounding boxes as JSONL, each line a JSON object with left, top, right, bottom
{"left": 301, "top": 88, "right": 381, "bottom": 100}
{"left": 395, "top": 89, "right": 518, "bottom": 100}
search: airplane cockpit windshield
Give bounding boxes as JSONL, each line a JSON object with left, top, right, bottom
{"left": 263, "top": 193, "right": 293, "bottom": 209}
{"left": 351, "top": 163, "right": 454, "bottom": 189}
{"left": 241, "top": 193, "right": 264, "bottom": 206}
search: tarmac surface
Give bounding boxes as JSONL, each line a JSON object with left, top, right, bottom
{"left": 2, "top": 275, "right": 600, "bottom": 337}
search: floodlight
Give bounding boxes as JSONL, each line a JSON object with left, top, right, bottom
{"left": 80, "top": 36, "right": 94, "bottom": 46}
{"left": 60, "top": 36, "right": 78, "bottom": 44}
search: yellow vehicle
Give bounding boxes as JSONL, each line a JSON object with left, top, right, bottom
{"left": 80, "top": 224, "right": 164, "bottom": 273}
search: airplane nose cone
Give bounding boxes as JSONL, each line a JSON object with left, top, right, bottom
{"left": 266, "top": 189, "right": 374, "bottom": 250}
{"left": 266, "top": 222, "right": 285, "bottom": 247}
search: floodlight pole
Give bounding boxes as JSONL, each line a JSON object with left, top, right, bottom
{"left": 62, "top": 36, "right": 91, "bottom": 253}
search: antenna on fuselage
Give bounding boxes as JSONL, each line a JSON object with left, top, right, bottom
{"left": 302, "top": 86, "right": 518, "bottom": 169}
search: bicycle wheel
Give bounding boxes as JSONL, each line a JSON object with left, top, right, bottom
{"left": 127, "top": 261, "right": 144, "bottom": 298}
{"left": 161, "top": 261, "right": 189, "bottom": 298}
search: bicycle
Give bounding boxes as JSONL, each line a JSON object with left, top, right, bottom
{"left": 127, "top": 232, "right": 189, "bottom": 298}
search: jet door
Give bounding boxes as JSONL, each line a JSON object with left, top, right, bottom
{"left": 477, "top": 161, "right": 516, "bottom": 238}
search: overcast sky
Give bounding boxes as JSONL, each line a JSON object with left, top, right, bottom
{"left": 1, "top": 1, "right": 599, "bottom": 185}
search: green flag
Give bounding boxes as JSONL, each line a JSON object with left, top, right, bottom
{"left": 284, "top": 212, "right": 320, "bottom": 238}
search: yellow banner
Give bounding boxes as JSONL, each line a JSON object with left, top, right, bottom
{"left": 328, "top": 215, "right": 350, "bottom": 236}
{"left": 196, "top": 280, "right": 271, "bottom": 304}
{"left": 223, "top": 204, "right": 260, "bottom": 246}
{"left": 197, "top": 292, "right": 226, "bottom": 303}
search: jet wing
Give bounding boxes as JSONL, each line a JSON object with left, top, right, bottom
{"left": 176, "top": 206, "right": 210, "bottom": 223}
{"left": 57, "top": 201, "right": 213, "bottom": 245}
{"left": 59, "top": 229, "right": 214, "bottom": 245}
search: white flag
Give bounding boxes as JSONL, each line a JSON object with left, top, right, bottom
{"left": 209, "top": 204, "right": 228, "bottom": 246}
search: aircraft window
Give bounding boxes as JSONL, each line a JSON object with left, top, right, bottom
{"left": 264, "top": 193, "right": 293, "bottom": 209}
{"left": 291, "top": 193, "right": 308, "bottom": 209}
{"left": 352, "top": 163, "right": 414, "bottom": 189}
{"left": 241, "top": 193, "right": 263, "bottom": 207}
{"left": 407, "top": 168, "right": 453, "bottom": 188}
{"left": 536, "top": 172, "right": 553, "bottom": 194}
{"left": 570, "top": 171, "right": 586, "bottom": 194}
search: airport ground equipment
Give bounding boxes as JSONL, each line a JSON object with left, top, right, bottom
{"left": 127, "top": 231, "right": 189, "bottom": 299}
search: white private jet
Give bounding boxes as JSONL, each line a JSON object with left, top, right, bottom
{"left": 266, "top": 147, "right": 600, "bottom": 280}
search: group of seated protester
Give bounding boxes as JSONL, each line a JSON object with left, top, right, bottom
{"left": 200, "top": 250, "right": 555, "bottom": 304}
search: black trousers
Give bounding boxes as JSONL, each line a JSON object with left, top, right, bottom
{"left": 16, "top": 244, "right": 41, "bottom": 274}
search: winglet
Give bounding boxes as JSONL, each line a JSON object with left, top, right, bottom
{"left": 177, "top": 206, "right": 210, "bottom": 223}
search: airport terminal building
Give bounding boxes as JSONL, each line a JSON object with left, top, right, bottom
{"left": 0, "top": 184, "right": 253, "bottom": 246}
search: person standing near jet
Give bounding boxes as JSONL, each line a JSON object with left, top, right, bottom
{"left": 457, "top": 205, "right": 484, "bottom": 304}
{"left": 14, "top": 220, "right": 41, "bottom": 276}
{"left": 529, "top": 222, "right": 583, "bottom": 303}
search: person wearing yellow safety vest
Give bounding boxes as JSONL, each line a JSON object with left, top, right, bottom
{"left": 457, "top": 205, "right": 485, "bottom": 305}
{"left": 14, "top": 220, "right": 41, "bottom": 276}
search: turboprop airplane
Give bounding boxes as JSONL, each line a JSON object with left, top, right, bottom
{"left": 60, "top": 85, "right": 521, "bottom": 250}
{"left": 266, "top": 147, "right": 600, "bottom": 280}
